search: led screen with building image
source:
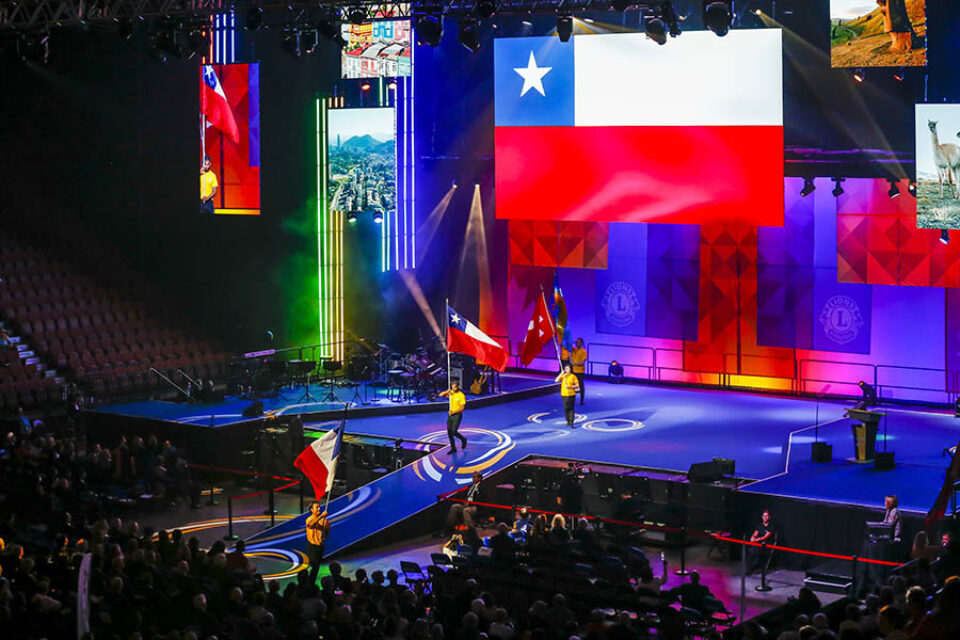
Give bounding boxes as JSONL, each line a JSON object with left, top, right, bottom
{"left": 916, "top": 104, "right": 960, "bottom": 230}
{"left": 199, "top": 63, "right": 261, "bottom": 216}
{"left": 340, "top": 6, "right": 411, "bottom": 79}
{"left": 830, "top": 0, "right": 925, "bottom": 68}
{"left": 327, "top": 107, "right": 396, "bottom": 222}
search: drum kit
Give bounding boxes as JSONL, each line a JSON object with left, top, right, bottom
{"left": 345, "top": 334, "right": 447, "bottom": 403}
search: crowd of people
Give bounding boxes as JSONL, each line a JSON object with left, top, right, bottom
{"left": 2, "top": 408, "right": 960, "bottom": 640}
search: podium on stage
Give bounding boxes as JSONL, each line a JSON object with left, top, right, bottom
{"left": 845, "top": 408, "right": 885, "bottom": 463}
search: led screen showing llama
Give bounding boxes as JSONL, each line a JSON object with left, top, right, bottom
{"left": 830, "top": 0, "right": 926, "bottom": 68}
{"left": 916, "top": 104, "right": 960, "bottom": 229}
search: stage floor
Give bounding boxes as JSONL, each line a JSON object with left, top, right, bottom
{"left": 93, "top": 376, "right": 959, "bottom": 557}
{"left": 240, "top": 380, "right": 958, "bottom": 561}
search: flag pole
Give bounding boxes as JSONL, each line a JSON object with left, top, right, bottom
{"left": 541, "top": 284, "right": 562, "bottom": 370}
{"left": 445, "top": 298, "right": 452, "bottom": 391}
{"left": 322, "top": 403, "right": 348, "bottom": 515}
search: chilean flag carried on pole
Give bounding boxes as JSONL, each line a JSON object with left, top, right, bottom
{"left": 200, "top": 65, "right": 240, "bottom": 145}
{"left": 447, "top": 305, "right": 510, "bottom": 372}
{"left": 520, "top": 291, "right": 555, "bottom": 366}
{"left": 494, "top": 30, "right": 783, "bottom": 227}
{"left": 294, "top": 422, "right": 344, "bottom": 501}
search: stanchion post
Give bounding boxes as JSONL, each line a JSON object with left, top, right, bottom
{"left": 851, "top": 555, "right": 859, "bottom": 597}
{"left": 675, "top": 528, "right": 690, "bottom": 576}
{"left": 224, "top": 498, "right": 238, "bottom": 541}
{"left": 740, "top": 535, "right": 747, "bottom": 623}
{"left": 755, "top": 543, "right": 772, "bottom": 592}
{"left": 269, "top": 483, "right": 276, "bottom": 527}
{"left": 207, "top": 472, "right": 218, "bottom": 506}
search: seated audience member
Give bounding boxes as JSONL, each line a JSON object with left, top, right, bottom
{"left": 878, "top": 604, "right": 908, "bottom": 640}
{"left": 912, "top": 531, "right": 940, "bottom": 562}
{"left": 225, "top": 539, "right": 252, "bottom": 572}
{"left": 904, "top": 585, "right": 928, "bottom": 634}
{"left": 671, "top": 571, "right": 728, "bottom": 617}
{"left": 489, "top": 523, "right": 516, "bottom": 564}
{"left": 511, "top": 508, "right": 533, "bottom": 540}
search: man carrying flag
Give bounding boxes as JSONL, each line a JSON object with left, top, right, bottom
{"left": 520, "top": 290, "right": 556, "bottom": 367}
{"left": 294, "top": 421, "right": 343, "bottom": 581}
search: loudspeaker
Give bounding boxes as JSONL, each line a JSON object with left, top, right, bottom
{"left": 874, "top": 451, "right": 896, "bottom": 470}
{"left": 687, "top": 461, "right": 724, "bottom": 483}
{"left": 242, "top": 401, "right": 264, "bottom": 417}
{"left": 811, "top": 442, "right": 833, "bottom": 463}
{"left": 712, "top": 457, "right": 736, "bottom": 476}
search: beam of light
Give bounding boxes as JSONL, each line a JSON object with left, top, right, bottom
{"left": 455, "top": 185, "right": 494, "bottom": 329}
{"left": 399, "top": 269, "right": 442, "bottom": 338}
{"left": 755, "top": 10, "right": 906, "bottom": 180}
{"left": 415, "top": 184, "right": 457, "bottom": 265}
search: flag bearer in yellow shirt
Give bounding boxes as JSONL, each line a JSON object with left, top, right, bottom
{"left": 439, "top": 378, "right": 467, "bottom": 454}
{"left": 555, "top": 364, "right": 580, "bottom": 428}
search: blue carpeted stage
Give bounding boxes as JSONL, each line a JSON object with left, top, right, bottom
{"left": 92, "top": 375, "right": 960, "bottom": 562}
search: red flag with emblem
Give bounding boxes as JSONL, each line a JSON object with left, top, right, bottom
{"left": 521, "top": 291, "right": 556, "bottom": 366}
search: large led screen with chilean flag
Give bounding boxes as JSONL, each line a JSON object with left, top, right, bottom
{"left": 493, "top": 30, "right": 784, "bottom": 227}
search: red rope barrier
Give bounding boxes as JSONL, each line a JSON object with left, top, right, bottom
{"left": 439, "top": 494, "right": 902, "bottom": 568}
{"left": 187, "top": 462, "right": 299, "bottom": 502}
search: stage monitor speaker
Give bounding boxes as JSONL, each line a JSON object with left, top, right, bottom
{"left": 687, "top": 461, "right": 724, "bottom": 483}
{"left": 874, "top": 451, "right": 896, "bottom": 470}
{"left": 243, "top": 401, "right": 264, "bottom": 417}
{"left": 712, "top": 457, "right": 735, "bottom": 476}
{"left": 812, "top": 442, "right": 833, "bottom": 463}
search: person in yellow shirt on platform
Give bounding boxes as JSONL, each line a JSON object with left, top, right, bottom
{"left": 570, "top": 338, "right": 588, "bottom": 405}
{"left": 200, "top": 155, "right": 219, "bottom": 214}
{"left": 304, "top": 502, "right": 330, "bottom": 583}
{"left": 555, "top": 363, "right": 580, "bottom": 428}
{"left": 439, "top": 378, "right": 467, "bottom": 454}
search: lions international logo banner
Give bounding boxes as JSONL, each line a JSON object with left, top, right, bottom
{"left": 813, "top": 271, "right": 871, "bottom": 354}
{"left": 596, "top": 253, "right": 646, "bottom": 336}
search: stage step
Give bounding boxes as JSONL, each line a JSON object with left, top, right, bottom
{"left": 805, "top": 559, "right": 854, "bottom": 595}
{"left": 24, "top": 356, "right": 40, "bottom": 366}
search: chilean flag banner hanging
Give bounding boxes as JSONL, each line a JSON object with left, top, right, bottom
{"left": 294, "top": 422, "right": 343, "bottom": 501}
{"left": 201, "top": 65, "right": 240, "bottom": 145}
{"left": 494, "top": 30, "right": 783, "bottom": 227}
{"left": 447, "top": 305, "right": 510, "bottom": 372}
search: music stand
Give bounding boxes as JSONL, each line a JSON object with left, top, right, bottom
{"left": 321, "top": 360, "right": 341, "bottom": 402}
{"left": 293, "top": 360, "right": 318, "bottom": 404}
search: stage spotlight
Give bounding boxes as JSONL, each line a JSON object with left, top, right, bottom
{"left": 941, "top": 229, "right": 950, "bottom": 245}
{"left": 557, "top": 15, "right": 573, "bottom": 42}
{"left": 387, "top": 80, "right": 397, "bottom": 91}
{"left": 115, "top": 17, "right": 133, "bottom": 40}
{"left": 458, "top": 20, "right": 481, "bottom": 52}
{"left": 853, "top": 68, "right": 865, "bottom": 83}
{"left": 319, "top": 20, "right": 347, "bottom": 49}
{"left": 800, "top": 177, "right": 816, "bottom": 197}
{"left": 281, "top": 28, "right": 304, "bottom": 57}
{"left": 246, "top": 7, "right": 263, "bottom": 31}
{"left": 703, "top": 1, "right": 732, "bottom": 37}
{"left": 855, "top": 381, "right": 877, "bottom": 409}
{"left": 908, "top": 181, "right": 917, "bottom": 197}
{"left": 887, "top": 180, "right": 901, "bottom": 199}
{"left": 360, "top": 81, "right": 371, "bottom": 91}
{"left": 831, "top": 177, "right": 845, "bottom": 198}
{"left": 346, "top": 211, "right": 358, "bottom": 224}
{"left": 476, "top": 0, "right": 497, "bottom": 19}
{"left": 416, "top": 14, "right": 443, "bottom": 46}
{"left": 645, "top": 17, "right": 667, "bottom": 45}
{"left": 348, "top": 6, "right": 367, "bottom": 26}
{"left": 373, "top": 211, "right": 384, "bottom": 224}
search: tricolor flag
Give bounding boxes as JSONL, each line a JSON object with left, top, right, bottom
{"left": 200, "top": 65, "right": 240, "bottom": 145}
{"left": 494, "top": 30, "right": 783, "bottom": 227}
{"left": 294, "top": 422, "right": 344, "bottom": 501}
{"left": 521, "top": 291, "right": 556, "bottom": 366}
{"left": 447, "top": 305, "right": 510, "bottom": 372}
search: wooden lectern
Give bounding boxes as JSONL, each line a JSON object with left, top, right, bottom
{"left": 845, "top": 408, "right": 885, "bottom": 463}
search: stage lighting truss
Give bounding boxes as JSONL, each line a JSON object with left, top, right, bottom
{"left": 0, "top": 0, "right": 679, "bottom": 32}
